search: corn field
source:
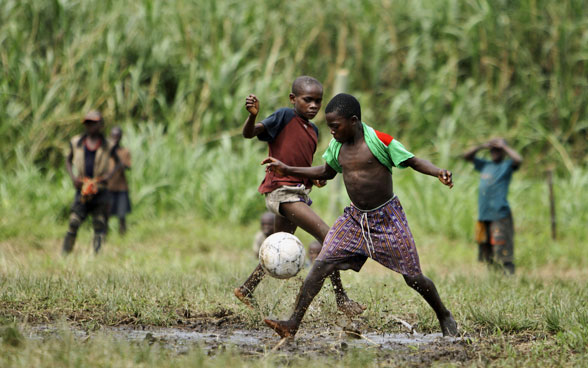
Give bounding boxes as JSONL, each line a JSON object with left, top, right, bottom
{"left": 0, "top": 0, "right": 587, "bottom": 230}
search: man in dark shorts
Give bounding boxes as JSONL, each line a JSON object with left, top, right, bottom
{"left": 234, "top": 77, "right": 364, "bottom": 318}
{"left": 62, "top": 110, "right": 120, "bottom": 254}
{"left": 463, "top": 138, "right": 522, "bottom": 274}
{"left": 262, "top": 93, "right": 458, "bottom": 338}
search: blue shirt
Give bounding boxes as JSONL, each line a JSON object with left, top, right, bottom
{"left": 474, "top": 158, "right": 517, "bottom": 221}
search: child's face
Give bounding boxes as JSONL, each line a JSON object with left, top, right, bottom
{"left": 325, "top": 111, "right": 357, "bottom": 143}
{"left": 110, "top": 131, "right": 122, "bottom": 145}
{"left": 307, "top": 242, "right": 321, "bottom": 263}
{"left": 289, "top": 84, "right": 323, "bottom": 120}
{"left": 490, "top": 148, "right": 505, "bottom": 162}
{"left": 261, "top": 218, "right": 274, "bottom": 237}
{"left": 84, "top": 121, "right": 103, "bottom": 135}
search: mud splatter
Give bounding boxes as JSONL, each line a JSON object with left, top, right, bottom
{"left": 25, "top": 322, "right": 473, "bottom": 365}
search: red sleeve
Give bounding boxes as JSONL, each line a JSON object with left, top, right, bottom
{"left": 375, "top": 130, "right": 394, "bottom": 147}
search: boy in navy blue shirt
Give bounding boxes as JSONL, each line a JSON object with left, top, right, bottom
{"left": 463, "top": 138, "right": 522, "bottom": 274}
{"left": 234, "top": 76, "right": 364, "bottom": 318}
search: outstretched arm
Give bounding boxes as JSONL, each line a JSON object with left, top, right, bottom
{"left": 402, "top": 157, "right": 453, "bottom": 188}
{"left": 262, "top": 157, "right": 337, "bottom": 181}
{"left": 242, "top": 94, "right": 266, "bottom": 138}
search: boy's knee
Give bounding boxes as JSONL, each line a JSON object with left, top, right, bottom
{"left": 312, "top": 260, "right": 338, "bottom": 277}
{"left": 68, "top": 213, "right": 82, "bottom": 234}
{"left": 92, "top": 213, "right": 107, "bottom": 233}
{"left": 403, "top": 273, "right": 427, "bottom": 288}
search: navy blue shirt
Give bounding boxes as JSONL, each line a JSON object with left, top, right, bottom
{"left": 474, "top": 158, "right": 517, "bottom": 221}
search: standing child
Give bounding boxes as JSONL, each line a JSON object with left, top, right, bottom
{"left": 307, "top": 240, "right": 322, "bottom": 264}
{"left": 252, "top": 212, "right": 276, "bottom": 258}
{"left": 107, "top": 126, "right": 132, "bottom": 235}
{"left": 62, "top": 111, "right": 120, "bottom": 254}
{"left": 235, "top": 76, "right": 364, "bottom": 317}
{"left": 262, "top": 93, "right": 458, "bottom": 337}
{"left": 463, "top": 138, "right": 522, "bottom": 274}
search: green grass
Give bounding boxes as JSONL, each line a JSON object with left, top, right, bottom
{"left": 2, "top": 208, "right": 588, "bottom": 366}
{"left": 1, "top": 0, "right": 588, "bottom": 365}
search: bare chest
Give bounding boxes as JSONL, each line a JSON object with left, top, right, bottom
{"left": 339, "top": 141, "right": 380, "bottom": 171}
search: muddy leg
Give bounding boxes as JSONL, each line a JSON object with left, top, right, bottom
{"left": 119, "top": 216, "right": 127, "bottom": 235}
{"left": 92, "top": 211, "right": 107, "bottom": 254}
{"left": 279, "top": 202, "right": 364, "bottom": 317}
{"left": 265, "top": 260, "right": 336, "bottom": 338}
{"left": 62, "top": 212, "right": 82, "bottom": 255}
{"left": 478, "top": 242, "right": 492, "bottom": 264}
{"left": 403, "top": 274, "right": 458, "bottom": 336}
{"left": 329, "top": 271, "right": 366, "bottom": 317}
{"left": 62, "top": 232, "right": 77, "bottom": 254}
{"left": 234, "top": 264, "right": 266, "bottom": 309}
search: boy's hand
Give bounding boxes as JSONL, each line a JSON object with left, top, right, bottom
{"left": 245, "top": 94, "right": 259, "bottom": 117}
{"left": 73, "top": 176, "right": 83, "bottom": 189}
{"left": 488, "top": 138, "right": 506, "bottom": 150}
{"left": 313, "top": 179, "right": 327, "bottom": 188}
{"left": 261, "top": 157, "right": 288, "bottom": 176}
{"left": 437, "top": 169, "right": 453, "bottom": 188}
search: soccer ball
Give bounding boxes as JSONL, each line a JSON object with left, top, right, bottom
{"left": 259, "top": 232, "right": 305, "bottom": 279}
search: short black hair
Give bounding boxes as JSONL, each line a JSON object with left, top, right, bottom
{"left": 325, "top": 93, "right": 361, "bottom": 121}
{"left": 291, "top": 76, "right": 322, "bottom": 95}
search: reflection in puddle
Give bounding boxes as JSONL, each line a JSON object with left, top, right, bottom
{"left": 26, "top": 325, "right": 461, "bottom": 353}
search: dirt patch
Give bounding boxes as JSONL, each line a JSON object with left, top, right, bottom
{"left": 25, "top": 319, "right": 474, "bottom": 366}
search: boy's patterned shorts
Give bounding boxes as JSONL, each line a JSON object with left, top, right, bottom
{"left": 316, "top": 196, "right": 422, "bottom": 276}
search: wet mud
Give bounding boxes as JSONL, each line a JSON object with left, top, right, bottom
{"left": 25, "top": 317, "right": 474, "bottom": 365}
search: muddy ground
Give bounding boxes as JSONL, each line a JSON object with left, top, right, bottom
{"left": 23, "top": 310, "right": 478, "bottom": 366}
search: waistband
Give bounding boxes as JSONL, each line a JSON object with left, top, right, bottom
{"left": 351, "top": 196, "right": 396, "bottom": 212}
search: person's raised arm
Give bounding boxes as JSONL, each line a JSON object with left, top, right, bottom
{"left": 402, "top": 157, "right": 453, "bottom": 188}
{"left": 262, "top": 157, "right": 337, "bottom": 181}
{"left": 491, "top": 139, "right": 523, "bottom": 168}
{"left": 463, "top": 142, "right": 489, "bottom": 162}
{"left": 242, "top": 94, "right": 266, "bottom": 138}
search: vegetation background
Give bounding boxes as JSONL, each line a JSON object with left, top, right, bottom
{"left": 1, "top": 0, "right": 587, "bottom": 366}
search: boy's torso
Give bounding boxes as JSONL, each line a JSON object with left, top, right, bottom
{"left": 475, "top": 158, "right": 514, "bottom": 221}
{"left": 339, "top": 138, "right": 393, "bottom": 210}
{"left": 107, "top": 147, "right": 130, "bottom": 191}
{"left": 70, "top": 134, "right": 113, "bottom": 187}
{"left": 258, "top": 108, "right": 318, "bottom": 194}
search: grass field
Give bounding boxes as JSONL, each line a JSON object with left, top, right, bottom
{"left": 1, "top": 0, "right": 587, "bottom": 366}
{"left": 2, "top": 171, "right": 588, "bottom": 366}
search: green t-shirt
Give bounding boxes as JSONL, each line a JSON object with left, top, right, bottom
{"left": 322, "top": 122, "right": 414, "bottom": 173}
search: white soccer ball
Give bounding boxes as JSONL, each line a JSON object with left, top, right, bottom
{"left": 259, "top": 232, "right": 305, "bottom": 279}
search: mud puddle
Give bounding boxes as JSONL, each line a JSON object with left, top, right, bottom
{"left": 25, "top": 323, "right": 471, "bottom": 363}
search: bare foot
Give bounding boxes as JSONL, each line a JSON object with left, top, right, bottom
{"left": 440, "top": 313, "right": 458, "bottom": 337}
{"left": 234, "top": 288, "right": 255, "bottom": 310}
{"left": 337, "top": 298, "right": 366, "bottom": 318}
{"left": 264, "top": 319, "right": 298, "bottom": 338}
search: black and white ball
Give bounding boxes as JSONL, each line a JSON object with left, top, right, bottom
{"left": 259, "top": 232, "right": 305, "bottom": 279}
